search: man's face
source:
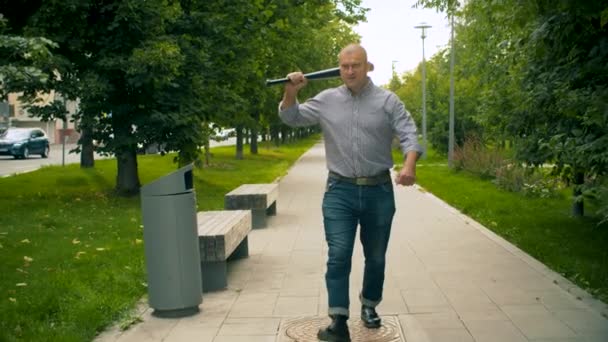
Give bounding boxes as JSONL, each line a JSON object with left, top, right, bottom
{"left": 339, "top": 50, "right": 369, "bottom": 93}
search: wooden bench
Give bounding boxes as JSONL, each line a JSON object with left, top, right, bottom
{"left": 197, "top": 210, "right": 251, "bottom": 292}
{"left": 224, "top": 183, "right": 278, "bottom": 229}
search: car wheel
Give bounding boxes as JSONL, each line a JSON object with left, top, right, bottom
{"left": 41, "top": 146, "right": 49, "bottom": 158}
{"left": 22, "top": 147, "right": 29, "bottom": 159}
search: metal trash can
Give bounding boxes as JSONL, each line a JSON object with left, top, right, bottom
{"left": 140, "top": 163, "right": 202, "bottom": 317}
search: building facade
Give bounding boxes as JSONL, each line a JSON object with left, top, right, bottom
{"left": 0, "top": 91, "right": 79, "bottom": 144}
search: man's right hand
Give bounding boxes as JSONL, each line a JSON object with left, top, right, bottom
{"left": 281, "top": 72, "right": 308, "bottom": 110}
{"left": 286, "top": 72, "right": 308, "bottom": 92}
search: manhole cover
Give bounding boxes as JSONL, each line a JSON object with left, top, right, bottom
{"left": 279, "top": 316, "right": 403, "bottom": 342}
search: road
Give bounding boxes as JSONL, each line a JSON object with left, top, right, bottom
{"left": 0, "top": 138, "right": 236, "bottom": 177}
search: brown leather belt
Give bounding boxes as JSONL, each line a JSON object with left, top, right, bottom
{"left": 328, "top": 170, "right": 391, "bottom": 186}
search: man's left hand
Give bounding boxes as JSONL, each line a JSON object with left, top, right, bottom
{"left": 394, "top": 166, "right": 416, "bottom": 186}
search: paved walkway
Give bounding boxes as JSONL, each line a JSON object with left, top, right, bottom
{"left": 97, "top": 143, "right": 608, "bottom": 342}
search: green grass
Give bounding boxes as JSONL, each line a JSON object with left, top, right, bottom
{"left": 410, "top": 151, "right": 608, "bottom": 303}
{"left": 0, "top": 136, "right": 320, "bottom": 342}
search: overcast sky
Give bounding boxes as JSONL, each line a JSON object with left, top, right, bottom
{"left": 353, "top": 0, "right": 451, "bottom": 85}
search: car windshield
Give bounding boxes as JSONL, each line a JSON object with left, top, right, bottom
{"left": 1, "top": 129, "right": 31, "bottom": 140}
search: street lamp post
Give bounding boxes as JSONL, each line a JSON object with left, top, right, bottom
{"left": 448, "top": 14, "right": 455, "bottom": 168}
{"left": 414, "top": 23, "right": 431, "bottom": 159}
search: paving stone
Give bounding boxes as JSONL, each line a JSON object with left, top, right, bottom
{"left": 217, "top": 318, "right": 281, "bottom": 336}
{"left": 502, "top": 305, "right": 578, "bottom": 339}
{"left": 465, "top": 319, "right": 527, "bottom": 342}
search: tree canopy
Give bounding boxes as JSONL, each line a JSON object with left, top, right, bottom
{"left": 399, "top": 0, "right": 608, "bottom": 220}
{"left": 0, "top": 0, "right": 366, "bottom": 194}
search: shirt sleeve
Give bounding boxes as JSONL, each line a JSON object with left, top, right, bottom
{"left": 386, "top": 93, "right": 424, "bottom": 157}
{"left": 278, "top": 95, "right": 323, "bottom": 127}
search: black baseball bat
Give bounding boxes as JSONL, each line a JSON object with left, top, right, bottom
{"left": 265, "top": 67, "right": 341, "bottom": 86}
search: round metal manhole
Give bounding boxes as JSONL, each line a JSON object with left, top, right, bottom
{"left": 282, "top": 316, "right": 402, "bottom": 342}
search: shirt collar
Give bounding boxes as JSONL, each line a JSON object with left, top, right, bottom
{"left": 341, "top": 77, "right": 374, "bottom": 97}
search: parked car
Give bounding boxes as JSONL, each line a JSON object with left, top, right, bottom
{"left": 210, "top": 127, "right": 236, "bottom": 141}
{"left": 0, "top": 127, "right": 50, "bottom": 159}
{"left": 218, "top": 128, "right": 236, "bottom": 139}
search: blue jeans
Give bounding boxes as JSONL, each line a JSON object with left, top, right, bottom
{"left": 322, "top": 177, "right": 396, "bottom": 317}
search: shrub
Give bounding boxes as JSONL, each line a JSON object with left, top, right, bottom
{"left": 453, "top": 136, "right": 506, "bottom": 178}
{"left": 582, "top": 176, "right": 608, "bottom": 226}
{"left": 494, "top": 164, "right": 560, "bottom": 198}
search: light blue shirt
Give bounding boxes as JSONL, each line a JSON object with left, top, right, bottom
{"left": 279, "top": 79, "right": 423, "bottom": 178}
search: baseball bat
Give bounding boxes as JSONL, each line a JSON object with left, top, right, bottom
{"left": 265, "top": 67, "right": 341, "bottom": 86}
{"left": 265, "top": 63, "right": 374, "bottom": 86}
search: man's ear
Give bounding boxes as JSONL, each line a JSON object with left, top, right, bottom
{"left": 367, "top": 62, "right": 374, "bottom": 72}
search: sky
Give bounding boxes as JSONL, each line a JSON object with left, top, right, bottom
{"left": 353, "top": 0, "right": 451, "bottom": 85}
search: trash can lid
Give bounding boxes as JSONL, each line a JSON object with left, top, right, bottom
{"left": 141, "top": 163, "right": 194, "bottom": 196}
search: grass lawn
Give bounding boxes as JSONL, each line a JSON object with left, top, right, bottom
{"left": 0, "top": 136, "right": 319, "bottom": 342}
{"left": 406, "top": 148, "right": 608, "bottom": 304}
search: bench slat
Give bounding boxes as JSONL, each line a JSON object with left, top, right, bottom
{"left": 225, "top": 183, "right": 279, "bottom": 210}
{"left": 197, "top": 210, "right": 251, "bottom": 262}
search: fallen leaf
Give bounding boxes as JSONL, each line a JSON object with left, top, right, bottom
{"left": 16, "top": 268, "right": 28, "bottom": 274}
{"left": 135, "top": 239, "right": 142, "bottom": 244}
{"left": 21, "top": 239, "right": 30, "bottom": 244}
{"left": 9, "top": 297, "right": 16, "bottom": 303}
{"left": 16, "top": 283, "right": 27, "bottom": 287}
{"left": 96, "top": 247, "right": 106, "bottom": 251}
{"left": 23, "top": 256, "right": 33, "bottom": 263}
{"left": 75, "top": 251, "right": 86, "bottom": 259}
{"left": 72, "top": 238, "right": 81, "bottom": 245}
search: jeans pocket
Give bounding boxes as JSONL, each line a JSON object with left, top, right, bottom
{"left": 379, "top": 182, "right": 393, "bottom": 193}
{"left": 326, "top": 178, "right": 338, "bottom": 192}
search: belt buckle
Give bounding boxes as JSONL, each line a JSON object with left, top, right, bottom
{"left": 355, "top": 178, "right": 367, "bottom": 185}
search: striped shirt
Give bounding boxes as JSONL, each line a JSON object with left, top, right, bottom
{"left": 279, "top": 79, "right": 423, "bottom": 178}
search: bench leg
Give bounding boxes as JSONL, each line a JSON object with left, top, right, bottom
{"left": 201, "top": 261, "right": 227, "bottom": 292}
{"left": 266, "top": 201, "right": 277, "bottom": 216}
{"left": 252, "top": 209, "right": 267, "bottom": 229}
{"left": 228, "top": 236, "right": 249, "bottom": 261}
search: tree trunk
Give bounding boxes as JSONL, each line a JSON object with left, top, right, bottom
{"left": 250, "top": 112, "right": 259, "bottom": 155}
{"left": 281, "top": 126, "right": 288, "bottom": 144}
{"left": 115, "top": 148, "right": 140, "bottom": 196}
{"left": 572, "top": 170, "right": 584, "bottom": 217}
{"left": 250, "top": 126, "right": 258, "bottom": 154}
{"left": 204, "top": 137, "right": 210, "bottom": 167}
{"left": 235, "top": 125, "right": 243, "bottom": 160}
{"left": 79, "top": 126, "right": 95, "bottom": 168}
{"left": 271, "top": 126, "right": 280, "bottom": 146}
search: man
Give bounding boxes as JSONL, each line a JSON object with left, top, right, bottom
{"left": 279, "top": 43, "right": 422, "bottom": 342}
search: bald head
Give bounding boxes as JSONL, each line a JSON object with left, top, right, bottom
{"left": 339, "top": 43, "right": 368, "bottom": 63}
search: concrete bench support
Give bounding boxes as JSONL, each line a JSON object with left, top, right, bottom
{"left": 197, "top": 210, "right": 252, "bottom": 292}
{"left": 224, "top": 183, "right": 279, "bottom": 229}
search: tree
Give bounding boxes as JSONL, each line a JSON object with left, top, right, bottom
{"left": 2, "top": 0, "right": 367, "bottom": 195}
{"left": 511, "top": 0, "right": 608, "bottom": 217}
{"left": 413, "top": 0, "right": 608, "bottom": 220}
{"left": 0, "top": 15, "right": 55, "bottom": 101}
